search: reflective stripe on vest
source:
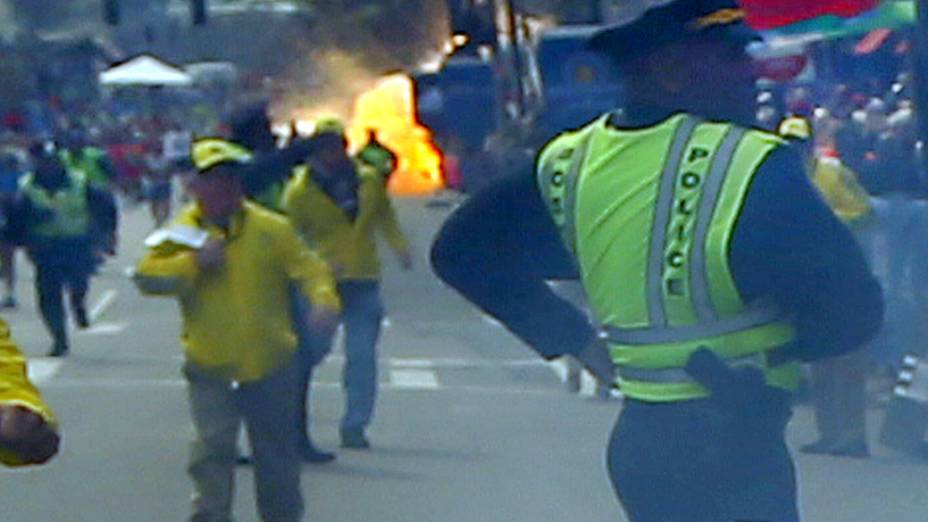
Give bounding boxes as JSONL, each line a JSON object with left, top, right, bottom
{"left": 21, "top": 173, "right": 91, "bottom": 238}
{"left": 537, "top": 114, "right": 800, "bottom": 402}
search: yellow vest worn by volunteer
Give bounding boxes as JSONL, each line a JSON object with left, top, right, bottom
{"left": 20, "top": 172, "right": 91, "bottom": 239}
{"left": 537, "top": 113, "right": 801, "bottom": 402}
{"left": 0, "top": 318, "right": 56, "bottom": 466}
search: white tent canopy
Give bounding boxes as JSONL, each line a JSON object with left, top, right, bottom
{"left": 99, "top": 54, "right": 193, "bottom": 87}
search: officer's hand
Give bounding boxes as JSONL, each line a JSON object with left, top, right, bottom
{"left": 0, "top": 405, "right": 60, "bottom": 465}
{"left": 197, "top": 239, "right": 226, "bottom": 271}
{"left": 575, "top": 337, "right": 615, "bottom": 385}
{"left": 308, "top": 306, "right": 339, "bottom": 334}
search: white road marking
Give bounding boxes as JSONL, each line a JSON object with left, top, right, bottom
{"left": 320, "top": 355, "right": 550, "bottom": 369}
{"left": 123, "top": 266, "right": 136, "bottom": 278}
{"left": 76, "top": 322, "right": 128, "bottom": 336}
{"left": 40, "top": 378, "right": 569, "bottom": 396}
{"left": 89, "top": 289, "right": 119, "bottom": 323}
{"left": 481, "top": 315, "right": 504, "bottom": 328}
{"left": 580, "top": 370, "right": 598, "bottom": 396}
{"left": 390, "top": 369, "right": 440, "bottom": 390}
{"left": 547, "top": 359, "right": 569, "bottom": 382}
{"left": 27, "top": 359, "right": 63, "bottom": 385}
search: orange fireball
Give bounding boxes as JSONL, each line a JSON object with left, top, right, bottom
{"left": 347, "top": 74, "right": 444, "bottom": 195}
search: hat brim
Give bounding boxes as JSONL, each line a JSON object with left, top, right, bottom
{"left": 196, "top": 160, "right": 250, "bottom": 178}
{"left": 588, "top": 3, "right": 758, "bottom": 63}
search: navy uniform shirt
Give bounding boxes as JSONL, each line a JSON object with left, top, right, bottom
{"left": 431, "top": 140, "right": 883, "bottom": 362}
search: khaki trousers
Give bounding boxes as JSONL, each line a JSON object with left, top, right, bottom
{"left": 810, "top": 350, "right": 869, "bottom": 444}
{"left": 184, "top": 359, "right": 303, "bottom": 522}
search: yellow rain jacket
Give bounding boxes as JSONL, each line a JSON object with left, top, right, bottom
{"left": 809, "top": 156, "right": 873, "bottom": 226}
{"left": 134, "top": 202, "right": 340, "bottom": 382}
{"left": 282, "top": 165, "right": 409, "bottom": 281}
{"left": 0, "top": 319, "right": 56, "bottom": 466}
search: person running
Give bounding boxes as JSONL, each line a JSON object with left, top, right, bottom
{"left": 7, "top": 142, "right": 118, "bottom": 356}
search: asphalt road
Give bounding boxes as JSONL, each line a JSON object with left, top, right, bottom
{"left": 1, "top": 196, "right": 927, "bottom": 522}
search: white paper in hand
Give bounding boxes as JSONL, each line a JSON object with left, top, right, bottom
{"left": 144, "top": 225, "right": 210, "bottom": 249}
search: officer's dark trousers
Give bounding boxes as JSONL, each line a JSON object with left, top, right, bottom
{"left": 35, "top": 262, "right": 88, "bottom": 346}
{"left": 607, "top": 391, "right": 799, "bottom": 522}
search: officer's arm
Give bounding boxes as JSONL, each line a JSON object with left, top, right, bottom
{"left": 278, "top": 222, "right": 341, "bottom": 315}
{"left": 730, "top": 147, "right": 883, "bottom": 362}
{"left": 0, "top": 319, "right": 59, "bottom": 466}
{"left": 431, "top": 171, "right": 596, "bottom": 359}
{"left": 3, "top": 195, "right": 29, "bottom": 246}
{"left": 87, "top": 186, "right": 118, "bottom": 236}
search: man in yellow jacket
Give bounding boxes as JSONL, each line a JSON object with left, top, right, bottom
{"left": 134, "top": 138, "right": 340, "bottom": 522}
{"left": 283, "top": 120, "right": 411, "bottom": 449}
{"left": 778, "top": 117, "right": 873, "bottom": 226}
{"left": 0, "top": 319, "right": 59, "bottom": 466}
{"left": 779, "top": 116, "right": 874, "bottom": 458}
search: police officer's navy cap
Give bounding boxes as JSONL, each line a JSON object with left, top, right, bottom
{"left": 589, "top": 0, "right": 758, "bottom": 60}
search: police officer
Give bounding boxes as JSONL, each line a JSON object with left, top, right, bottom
{"left": 59, "top": 128, "right": 117, "bottom": 189}
{"left": 8, "top": 142, "right": 118, "bottom": 357}
{"left": 431, "top": 2, "right": 883, "bottom": 521}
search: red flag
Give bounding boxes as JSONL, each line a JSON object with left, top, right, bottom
{"left": 738, "top": 0, "right": 880, "bottom": 30}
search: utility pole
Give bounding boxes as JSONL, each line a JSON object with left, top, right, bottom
{"left": 914, "top": 0, "right": 928, "bottom": 186}
{"left": 499, "top": 0, "right": 524, "bottom": 117}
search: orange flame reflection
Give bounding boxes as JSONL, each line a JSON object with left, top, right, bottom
{"left": 347, "top": 74, "right": 444, "bottom": 195}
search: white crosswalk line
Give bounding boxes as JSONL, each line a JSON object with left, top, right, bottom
{"left": 389, "top": 369, "right": 440, "bottom": 390}
{"left": 76, "top": 322, "right": 128, "bottom": 336}
{"left": 27, "top": 359, "right": 63, "bottom": 385}
{"left": 89, "top": 289, "right": 119, "bottom": 323}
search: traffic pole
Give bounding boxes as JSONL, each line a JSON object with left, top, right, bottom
{"left": 912, "top": 0, "right": 928, "bottom": 186}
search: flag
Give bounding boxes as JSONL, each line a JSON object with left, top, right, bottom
{"left": 738, "top": 0, "right": 880, "bottom": 30}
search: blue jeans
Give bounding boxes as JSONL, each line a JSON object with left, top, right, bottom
{"left": 296, "top": 280, "right": 384, "bottom": 435}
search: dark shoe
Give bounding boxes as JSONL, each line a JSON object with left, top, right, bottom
{"left": 74, "top": 305, "right": 89, "bottom": 329}
{"left": 236, "top": 454, "right": 253, "bottom": 466}
{"left": 48, "top": 341, "right": 69, "bottom": 357}
{"left": 300, "top": 442, "right": 336, "bottom": 464}
{"left": 799, "top": 439, "right": 837, "bottom": 455}
{"left": 340, "top": 428, "right": 371, "bottom": 450}
{"left": 1, "top": 296, "right": 16, "bottom": 309}
{"left": 800, "top": 438, "right": 870, "bottom": 458}
{"left": 828, "top": 440, "right": 870, "bottom": 459}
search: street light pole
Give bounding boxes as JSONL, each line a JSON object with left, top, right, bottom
{"left": 913, "top": 0, "right": 928, "bottom": 185}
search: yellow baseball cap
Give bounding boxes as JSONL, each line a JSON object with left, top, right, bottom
{"left": 313, "top": 117, "right": 346, "bottom": 137}
{"left": 777, "top": 117, "right": 813, "bottom": 141}
{"left": 191, "top": 138, "right": 253, "bottom": 173}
